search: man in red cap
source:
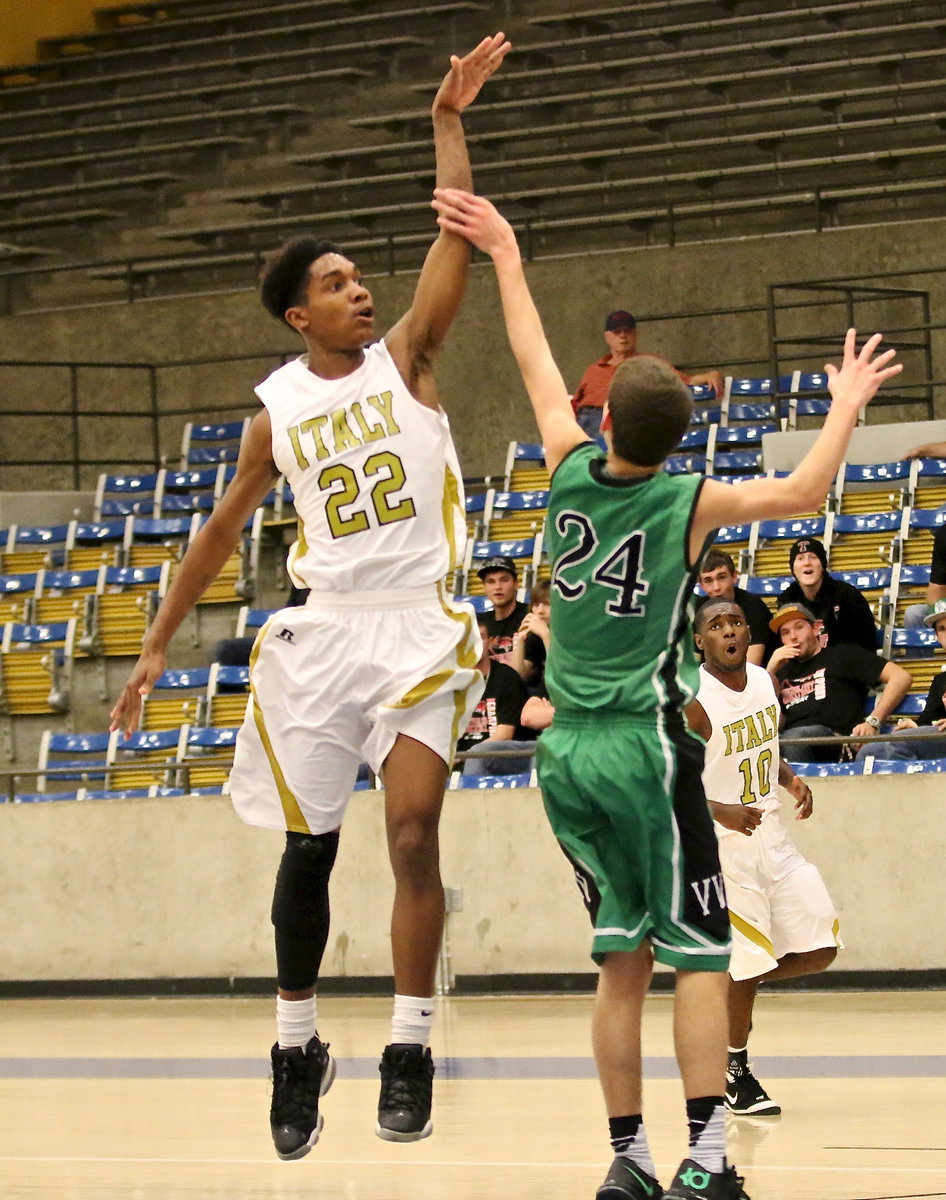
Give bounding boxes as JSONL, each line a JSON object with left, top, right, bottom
{"left": 571, "top": 310, "right": 723, "bottom": 436}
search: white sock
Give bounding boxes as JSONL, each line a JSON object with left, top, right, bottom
{"left": 688, "top": 1101, "right": 727, "bottom": 1173}
{"left": 276, "top": 995, "right": 316, "bottom": 1050}
{"left": 391, "top": 994, "right": 435, "bottom": 1046}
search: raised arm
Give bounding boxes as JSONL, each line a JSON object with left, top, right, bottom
{"left": 109, "top": 410, "right": 280, "bottom": 735}
{"left": 431, "top": 188, "right": 587, "bottom": 473}
{"left": 691, "top": 329, "right": 902, "bottom": 557}
{"left": 386, "top": 33, "right": 510, "bottom": 401}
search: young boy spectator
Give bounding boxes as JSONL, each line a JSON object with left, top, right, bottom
{"left": 768, "top": 603, "right": 911, "bottom": 762}
{"left": 509, "top": 578, "right": 551, "bottom": 687}
{"left": 775, "top": 537, "right": 879, "bottom": 651}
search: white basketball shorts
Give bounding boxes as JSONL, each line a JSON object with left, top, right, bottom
{"left": 229, "top": 583, "right": 483, "bottom": 835}
{"left": 715, "top": 802, "right": 842, "bottom": 981}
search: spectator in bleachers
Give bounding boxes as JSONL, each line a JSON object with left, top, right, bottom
{"left": 479, "top": 554, "right": 529, "bottom": 663}
{"left": 457, "top": 619, "right": 532, "bottom": 775}
{"left": 855, "top": 599, "right": 946, "bottom": 763}
{"left": 509, "top": 578, "right": 550, "bottom": 687}
{"left": 695, "top": 549, "right": 772, "bottom": 665}
{"left": 768, "top": 603, "right": 911, "bottom": 763}
{"left": 570, "top": 309, "right": 724, "bottom": 437}
{"left": 775, "top": 537, "right": 879, "bottom": 650}
{"left": 901, "top": 522, "right": 946, "bottom": 630}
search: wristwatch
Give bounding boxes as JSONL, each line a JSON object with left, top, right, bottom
{"left": 864, "top": 714, "right": 881, "bottom": 729}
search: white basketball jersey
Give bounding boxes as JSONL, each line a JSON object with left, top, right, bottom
{"left": 697, "top": 663, "right": 782, "bottom": 812}
{"left": 256, "top": 340, "right": 466, "bottom": 592}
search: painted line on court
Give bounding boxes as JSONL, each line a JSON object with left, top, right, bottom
{"left": 0, "top": 1154, "right": 942, "bottom": 1175}
{"left": 2, "top": 1054, "right": 946, "bottom": 1079}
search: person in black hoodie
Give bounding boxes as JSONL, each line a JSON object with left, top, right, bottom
{"left": 775, "top": 536, "right": 879, "bottom": 650}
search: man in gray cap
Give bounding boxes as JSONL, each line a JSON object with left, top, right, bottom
{"left": 855, "top": 598, "right": 946, "bottom": 763}
{"left": 768, "top": 602, "right": 910, "bottom": 762}
{"left": 570, "top": 310, "right": 723, "bottom": 437}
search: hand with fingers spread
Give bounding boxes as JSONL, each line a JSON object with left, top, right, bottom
{"left": 432, "top": 188, "right": 517, "bottom": 259}
{"left": 825, "top": 327, "right": 902, "bottom": 414}
{"left": 432, "top": 31, "right": 511, "bottom": 115}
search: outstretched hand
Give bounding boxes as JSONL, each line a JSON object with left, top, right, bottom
{"left": 431, "top": 188, "right": 517, "bottom": 258}
{"left": 109, "top": 646, "right": 167, "bottom": 737}
{"left": 824, "top": 328, "right": 902, "bottom": 413}
{"left": 433, "top": 31, "right": 511, "bottom": 114}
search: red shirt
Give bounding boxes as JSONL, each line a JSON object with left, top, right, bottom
{"left": 571, "top": 351, "right": 689, "bottom": 413}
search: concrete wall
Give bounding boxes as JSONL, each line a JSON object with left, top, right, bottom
{"left": 2, "top": 774, "right": 941, "bottom": 984}
{"left": 2, "top": 215, "right": 945, "bottom": 488}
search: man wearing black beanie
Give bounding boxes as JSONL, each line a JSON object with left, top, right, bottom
{"left": 775, "top": 537, "right": 879, "bottom": 651}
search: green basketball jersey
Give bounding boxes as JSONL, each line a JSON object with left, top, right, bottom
{"left": 544, "top": 441, "right": 709, "bottom": 716}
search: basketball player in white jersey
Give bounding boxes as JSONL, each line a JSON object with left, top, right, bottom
{"left": 688, "top": 599, "right": 840, "bottom": 1116}
{"left": 110, "top": 32, "right": 510, "bottom": 1159}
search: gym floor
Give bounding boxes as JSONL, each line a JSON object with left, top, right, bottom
{"left": 0, "top": 990, "right": 943, "bottom": 1199}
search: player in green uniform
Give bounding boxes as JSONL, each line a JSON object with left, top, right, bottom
{"left": 432, "top": 187, "right": 900, "bottom": 1200}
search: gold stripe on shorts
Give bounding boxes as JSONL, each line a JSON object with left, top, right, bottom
{"left": 249, "top": 620, "right": 310, "bottom": 834}
{"left": 729, "top": 909, "right": 775, "bottom": 958}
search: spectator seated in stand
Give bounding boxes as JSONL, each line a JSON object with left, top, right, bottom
{"left": 508, "top": 578, "right": 550, "bottom": 689}
{"left": 694, "top": 549, "right": 773, "bottom": 666}
{"left": 775, "top": 537, "right": 879, "bottom": 651}
{"left": 901, "top": 514, "right": 946, "bottom": 631}
{"left": 856, "top": 599, "right": 946, "bottom": 763}
{"left": 457, "top": 620, "right": 533, "bottom": 777}
{"left": 768, "top": 603, "right": 911, "bottom": 764}
{"left": 478, "top": 554, "right": 529, "bottom": 664}
{"left": 570, "top": 309, "right": 723, "bottom": 438}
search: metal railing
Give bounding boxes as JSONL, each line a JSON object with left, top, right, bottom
{"left": 1, "top": 730, "right": 941, "bottom": 802}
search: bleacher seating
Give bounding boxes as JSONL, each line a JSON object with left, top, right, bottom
{"left": 36, "top": 729, "right": 111, "bottom": 793}
{"left": 139, "top": 666, "right": 210, "bottom": 731}
{"left": 179, "top": 419, "right": 250, "bottom": 468}
{"left": 205, "top": 664, "right": 250, "bottom": 728}
{"left": 888, "top": 628, "right": 945, "bottom": 697}
{"left": 0, "top": 0, "right": 940, "bottom": 304}
{"left": 87, "top": 563, "right": 169, "bottom": 658}
{"left": 94, "top": 471, "right": 164, "bottom": 519}
{"left": 0, "top": 524, "right": 70, "bottom": 573}
{"left": 105, "top": 725, "right": 186, "bottom": 790}
{"left": 0, "top": 620, "right": 75, "bottom": 759}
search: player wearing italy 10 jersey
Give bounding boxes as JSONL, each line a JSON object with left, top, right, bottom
{"left": 689, "top": 599, "right": 840, "bottom": 1121}
{"left": 431, "top": 186, "right": 900, "bottom": 1200}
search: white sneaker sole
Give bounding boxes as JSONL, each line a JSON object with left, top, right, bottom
{"left": 374, "top": 1118, "right": 433, "bottom": 1143}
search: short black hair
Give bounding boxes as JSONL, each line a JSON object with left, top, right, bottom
{"left": 259, "top": 236, "right": 343, "bottom": 324}
{"left": 607, "top": 356, "right": 693, "bottom": 467}
{"left": 694, "top": 598, "right": 746, "bottom": 634}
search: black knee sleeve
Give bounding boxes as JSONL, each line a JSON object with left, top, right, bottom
{"left": 272, "top": 830, "right": 339, "bottom": 991}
